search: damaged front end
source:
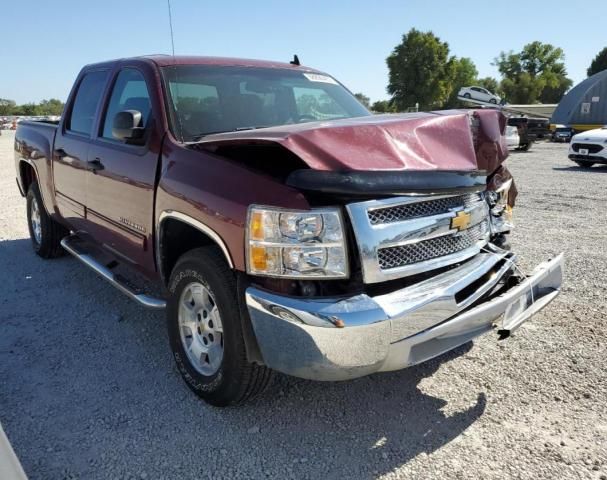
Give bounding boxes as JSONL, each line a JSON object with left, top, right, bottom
{"left": 192, "top": 109, "right": 563, "bottom": 380}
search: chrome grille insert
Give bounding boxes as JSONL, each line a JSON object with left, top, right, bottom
{"left": 378, "top": 221, "right": 489, "bottom": 270}
{"left": 368, "top": 193, "right": 481, "bottom": 225}
{"left": 346, "top": 190, "right": 490, "bottom": 284}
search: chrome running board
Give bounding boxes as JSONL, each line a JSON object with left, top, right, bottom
{"left": 61, "top": 236, "right": 166, "bottom": 309}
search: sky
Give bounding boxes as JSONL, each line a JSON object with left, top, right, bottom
{"left": 2, "top": 0, "right": 605, "bottom": 105}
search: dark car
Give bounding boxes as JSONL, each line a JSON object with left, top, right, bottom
{"left": 507, "top": 117, "right": 532, "bottom": 150}
{"left": 552, "top": 126, "right": 574, "bottom": 143}
{"left": 526, "top": 117, "right": 550, "bottom": 139}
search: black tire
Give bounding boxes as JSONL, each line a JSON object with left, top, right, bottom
{"left": 463, "top": 93, "right": 471, "bottom": 99}
{"left": 519, "top": 142, "right": 531, "bottom": 152}
{"left": 489, "top": 98, "right": 497, "bottom": 104}
{"left": 167, "top": 246, "right": 272, "bottom": 406}
{"left": 575, "top": 161, "right": 595, "bottom": 168}
{"left": 26, "top": 181, "right": 68, "bottom": 258}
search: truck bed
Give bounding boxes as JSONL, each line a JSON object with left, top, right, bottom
{"left": 14, "top": 120, "right": 58, "bottom": 198}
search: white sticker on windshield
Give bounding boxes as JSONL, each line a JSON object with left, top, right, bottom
{"left": 303, "top": 73, "right": 338, "bottom": 85}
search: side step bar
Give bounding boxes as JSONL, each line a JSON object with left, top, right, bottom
{"left": 61, "top": 236, "right": 166, "bottom": 310}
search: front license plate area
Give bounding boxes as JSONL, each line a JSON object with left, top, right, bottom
{"left": 579, "top": 148, "right": 589, "bottom": 155}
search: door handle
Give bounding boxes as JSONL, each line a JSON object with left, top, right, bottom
{"left": 87, "top": 157, "right": 104, "bottom": 172}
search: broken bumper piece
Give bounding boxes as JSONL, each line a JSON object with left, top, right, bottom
{"left": 245, "top": 250, "right": 564, "bottom": 381}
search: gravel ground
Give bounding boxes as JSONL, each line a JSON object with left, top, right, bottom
{"left": 1, "top": 130, "right": 606, "bottom": 480}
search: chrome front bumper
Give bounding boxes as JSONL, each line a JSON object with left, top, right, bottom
{"left": 245, "top": 249, "right": 564, "bottom": 381}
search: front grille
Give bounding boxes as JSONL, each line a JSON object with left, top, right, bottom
{"left": 572, "top": 143, "right": 603, "bottom": 154}
{"left": 378, "top": 221, "right": 489, "bottom": 270}
{"left": 368, "top": 193, "right": 482, "bottom": 225}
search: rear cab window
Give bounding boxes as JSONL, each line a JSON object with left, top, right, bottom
{"left": 67, "top": 70, "right": 109, "bottom": 136}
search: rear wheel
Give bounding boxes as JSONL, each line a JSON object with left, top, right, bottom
{"left": 26, "top": 182, "right": 68, "bottom": 258}
{"left": 463, "top": 93, "right": 471, "bottom": 99}
{"left": 575, "top": 161, "right": 595, "bottom": 168}
{"left": 166, "top": 247, "right": 272, "bottom": 406}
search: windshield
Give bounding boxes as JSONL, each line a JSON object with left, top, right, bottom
{"left": 162, "top": 65, "right": 370, "bottom": 142}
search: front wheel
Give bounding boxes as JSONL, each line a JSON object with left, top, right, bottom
{"left": 166, "top": 247, "right": 272, "bottom": 406}
{"left": 489, "top": 98, "right": 497, "bottom": 104}
{"left": 26, "top": 182, "right": 67, "bottom": 258}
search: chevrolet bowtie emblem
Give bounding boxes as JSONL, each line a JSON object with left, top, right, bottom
{"left": 451, "top": 210, "right": 471, "bottom": 232}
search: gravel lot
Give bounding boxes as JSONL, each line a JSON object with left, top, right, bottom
{"left": 1, "top": 130, "right": 606, "bottom": 480}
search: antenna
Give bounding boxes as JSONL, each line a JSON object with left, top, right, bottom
{"left": 167, "top": 0, "right": 175, "bottom": 56}
{"left": 166, "top": 0, "right": 185, "bottom": 142}
{"left": 290, "top": 54, "right": 300, "bottom": 66}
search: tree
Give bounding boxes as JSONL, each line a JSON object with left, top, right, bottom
{"left": 494, "top": 42, "right": 572, "bottom": 103}
{"left": 477, "top": 77, "right": 501, "bottom": 96}
{"left": 38, "top": 99, "right": 64, "bottom": 116}
{"left": 370, "top": 100, "right": 396, "bottom": 113}
{"left": 353, "top": 93, "right": 371, "bottom": 108}
{"left": 387, "top": 29, "right": 456, "bottom": 110}
{"left": 0, "top": 99, "right": 16, "bottom": 116}
{"left": 588, "top": 47, "right": 607, "bottom": 77}
{"left": 500, "top": 72, "right": 545, "bottom": 104}
{"left": 444, "top": 57, "right": 478, "bottom": 108}
{"left": 17, "top": 103, "right": 41, "bottom": 116}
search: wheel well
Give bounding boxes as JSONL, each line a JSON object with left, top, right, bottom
{"left": 20, "top": 161, "right": 36, "bottom": 194}
{"left": 158, "top": 218, "right": 231, "bottom": 284}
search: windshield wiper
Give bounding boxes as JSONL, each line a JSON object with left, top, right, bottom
{"left": 190, "top": 125, "right": 271, "bottom": 142}
{"left": 234, "top": 125, "right": 270, "bottom": 131}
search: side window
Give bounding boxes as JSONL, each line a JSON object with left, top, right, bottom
{"left": 102, "top": 69, "right": 152, "bottom": 140}
{"left": 67, "top": 70, "right": 109, "bottom": 135}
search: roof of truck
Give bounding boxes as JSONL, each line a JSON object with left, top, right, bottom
{"left": 84, "top": 55, "right": 320, "bottom": 72}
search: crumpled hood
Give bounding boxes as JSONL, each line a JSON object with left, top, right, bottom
{"left": 195, "top": 109, "right": 509, "bottom": 174}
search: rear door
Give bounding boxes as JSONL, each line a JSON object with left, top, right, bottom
{"left": 85, "top": 66, "right": 161, "bottom": 269}
{"left": 53, "top": 69, "right": 109, "bottom": 229}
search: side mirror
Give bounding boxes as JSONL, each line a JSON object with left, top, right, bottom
{"left": 112, "top": 110, "right": 145, "bottom": 142}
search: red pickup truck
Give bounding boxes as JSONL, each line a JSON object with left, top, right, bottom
{"left": 14, "top": 55, "right": 563, "bottom": 406}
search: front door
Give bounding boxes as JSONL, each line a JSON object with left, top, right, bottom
{"left": 85, "top": 67, "right": 160, "bottom": 270}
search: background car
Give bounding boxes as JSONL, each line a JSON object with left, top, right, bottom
{"left": 505, "top": 125, "right": 519, "bottom": 149}
{"left": 568, "top": 127, "right": 607, "bottom": 168}
{"left": 552, "top": 125, "right": 574, "bottom": 143}
{"left": 507, "top": 117, "right": 532, "bottom": 151}
{"left": 458, "top": 86, "right": 501, "bottom": 104}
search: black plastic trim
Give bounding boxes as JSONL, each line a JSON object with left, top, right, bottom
{"left": 286, "top": 169, "right": 487, "bottom": 196}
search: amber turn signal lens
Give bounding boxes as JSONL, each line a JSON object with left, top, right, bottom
{"left": 250, "top": 211, "right": 265, "bottom": 241}
{"left": 250, "top": 245, "right": 267, "bottom": 270}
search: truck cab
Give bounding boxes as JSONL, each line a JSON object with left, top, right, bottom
{"left": 15, "top": 56, "right": 563, "bottom": 406}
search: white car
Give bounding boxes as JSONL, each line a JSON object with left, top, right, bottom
{"left": 505, "top": 126, "right": 519, "bottom": 149}
{"left": 568, "top": 127, "right": 607, "bottom": 168}
{"left": 459, "top": 86, "right": 501, "bottom": 104}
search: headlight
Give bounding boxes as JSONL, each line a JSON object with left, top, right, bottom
{"left": 487, "top": 179, "right": 514, "bottom": 234}
{"left": 246, "top": 206, "right": 349, "bottom": 279}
